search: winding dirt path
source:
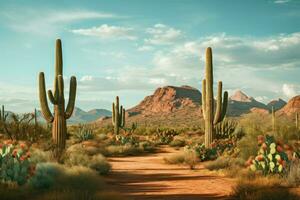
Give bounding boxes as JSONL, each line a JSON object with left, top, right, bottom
{"left": 105, "top": 147, "right": 235, "bottom": 200}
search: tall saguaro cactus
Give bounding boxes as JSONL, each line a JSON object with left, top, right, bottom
{"left": 38, "top": 39, "right": 77, "bottom": 151}
{"left": 112, "top": 96, "right": 125, "bottom": 134}
{"left": 202, "top": 47, "right": 228, "bottom": 148}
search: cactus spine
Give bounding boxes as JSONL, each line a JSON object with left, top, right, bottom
{"left": 38, "top": 39, "right": 77, "bottom": 151}
{"left": 112, "top": 96, "right": 125, "bottom": 134}
{"left": 272, "top": 106, "right": 276, "bottom": 132}
{"left": 202, "top": 47, "right": 228, "bottom": 148}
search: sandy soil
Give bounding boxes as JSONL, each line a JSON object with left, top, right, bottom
{"left": 105, "top": 147, "right": 236, "bottom": 200}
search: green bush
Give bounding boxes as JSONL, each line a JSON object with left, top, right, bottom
{"left": 64, "top": 153, "right": 111, "bottom": 175}
{"left": 169, "top": 139, "right": 185, "bottom": 147}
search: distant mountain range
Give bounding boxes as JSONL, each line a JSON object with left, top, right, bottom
{"left": 35, "top": 107, "right": 111, "bottom": 124}
{"left": 4, "top": 85, "right": 300, "bottom": 126}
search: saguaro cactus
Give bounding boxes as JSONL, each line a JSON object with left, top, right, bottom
{"left": 296, "top": 113, "right": 299, "bottom": 129}
{"left": 38, "top": 39, "right": 77, "bottom": 151}
{"left": 0, "top": 105, "right": 8, "bottom": 123}
{"left": 202, "top": 47, "right": 228, "bottom": 148}
{"left": 272, "top": 106, "right": 276, "bottom": 132}
{"left": 112, "top": 96, "right": 125, "bottom": 134}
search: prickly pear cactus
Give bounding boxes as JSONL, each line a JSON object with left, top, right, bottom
{"left": 0, "top": 142, "right": 35, "bottom": 185}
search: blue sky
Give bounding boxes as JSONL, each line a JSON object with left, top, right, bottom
{"left": 0, "top": 0, "right": 300, "bottom": 112}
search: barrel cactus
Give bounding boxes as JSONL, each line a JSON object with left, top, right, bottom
{"left": 38, "top": 39, "right": 77, "bottom": 152}
{"left": 112, "top": 96, "right": 125, "bottom": 134}
{"left": 202, "top": 47, "right": 228, "bottom": 147}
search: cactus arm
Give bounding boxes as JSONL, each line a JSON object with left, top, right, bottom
{"left": 65, "top": 76, "right": 77, "bottom": 119}
{"left": 112, "top": 103, "right": 115, "bottom": 125}
{"left": 38, "top": 72, "right": 54, "bottom": 123}
{"left": 213, "top": 81, "right": 223, "bottom": 125}
{"left": 48, "top": 90, "right": 57, "bottom": 105}
{"left": 220, "top": 91, "right": 228, "bottom": 121}
{"left": 122, "top": 108, "right": 125, "bottom": 127}
{"left": 202, "top": 79, "right": 207, "bottom": 120}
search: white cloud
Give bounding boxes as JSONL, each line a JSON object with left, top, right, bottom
{"left": 282, "top": 84, "right": 298, "bottom": 98}
{"left": 145, "top": 24, "right": 183, "bottom": 45}
{"left": 137, "top": 45, "right": 154, "bottom": 51}
{"left": 274, "top": 0, "right": 290, "bottom": 4}
{"left": 1, "top": 8, "right": 121, "bottom": 36}
{"left": 71, "top": 24, "right": 136, "bottom": 40}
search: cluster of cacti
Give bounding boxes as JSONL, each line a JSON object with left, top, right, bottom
{"left": 215, "top": 118, "right": 238, "bottom": 139}
{"left": 0, "top": 141, "right": 35, "bottom": 185}
{"left": 75, "top": 125, "right": 94, "bottom": 141}
{"left": 38, "top": 39, "right": 77, "bottom": 152}
{"left": 154, "top": 128, "right": 178, "bottom": 144}
{"left": 115, "top": 134, "right": 138, "bottom": 146}
{"left": 112, "top": 96, "right": 125, "bottom": 134}
{"left": 246, "top": 135, "right": 296, "bottom": 175}
{"left": 202, "top": 47, "right": 228, "bottom": 147}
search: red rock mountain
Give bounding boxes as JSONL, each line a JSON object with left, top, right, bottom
{"left": 267, "top": 98, "right": 286, "bottom": 111}
{"left": 278, "top": 95, "right": 300, "bottom": 116}
{"left": 227, "top": 90, "right": 269, "bottom": 116}
{"left": 127, "top": 85, "right": 201, "bottom": 116}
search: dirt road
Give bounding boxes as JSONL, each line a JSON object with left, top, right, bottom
{"left": 105, "top": 147, "right": 235, "bottom": 200}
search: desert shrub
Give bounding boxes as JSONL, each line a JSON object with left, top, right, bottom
{"left": 183, "top": 149, "right": 199, "bottom": 169}
{"left": 164, "top": 149, "right": 199, "bottom": 169}
{"left": 232, "top": 176, "right": 299, "bottom": 200}
{"left": 164, "top": 152, "right": 185, "bottom": 164}
{"left": 0, "top": 142, "right": 35, "bottom": 185}
{"left": 169, "top": 139, "right": 185, "bottom": 147}
{"left": 245, "top": 135, "right": 297, "bottom": 175}
{"left": 89, "top": 154, "right": 111, "bottom": 175}
{"left": 74, "top": 125, "right": 94, "bottom": 141}
{"left": 105, "top": 144, "right": 142, "bottom": 156}
{"left": 28, "top": 162, "right": 64, "bottom": 189}
{"left": 274, "top": 116, "right": 299, "bottom": 142}
{"left": 186, "top": 139, "right": 236, "bottom": 162}
{"left": 153, "top": 128, "right": 178, "bottom": 144}
{"left": 204, "top": 156, "right": 245, "bottom": 171}
{"left": 64, "top": 153, "right": 111, "bottom": 175}
{"left": 30, "top": 148, "right": 51, "bottom": 164}
{"left": 286, "top": 160, "right": 300, "bottom": 186}
{"left": 29, "top": 163, "right": 103, "bottom": 191}
{"left": 115, "top": 134, "right": 138, "bottom": 146}
{"left": 98, "top": 133, "right": 108, "bottom": 140}
{"left": 138, "top": 141, "right": 155, "bottom": 152}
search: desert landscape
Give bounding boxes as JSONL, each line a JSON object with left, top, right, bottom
{"left": 0, "top": 1, "right": 300, "bottom": 200}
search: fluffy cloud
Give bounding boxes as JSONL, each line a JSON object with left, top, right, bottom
{"left": 282, "top": 84, "right": 298, "bottom": 98}
{"left": 274, "top": 0, "right": 290, "bottom": 4}
{"left": 0, "top": 7, "right": 121, "bottom": 36}
{"left": 71, "top": 24, "right": 136, "bottom": 40}
{"left": 144, "top": 24, "right": 183, "bottom": 45}
{"left": 137, "top": 45, "right": 154, "bottom": 51}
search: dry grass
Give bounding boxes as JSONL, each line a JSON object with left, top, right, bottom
{"left": 164, "top": 150, "right": 199, "bottom": 169}
{"left": 232, "top": 175, "right": 299, "bottom": 200}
